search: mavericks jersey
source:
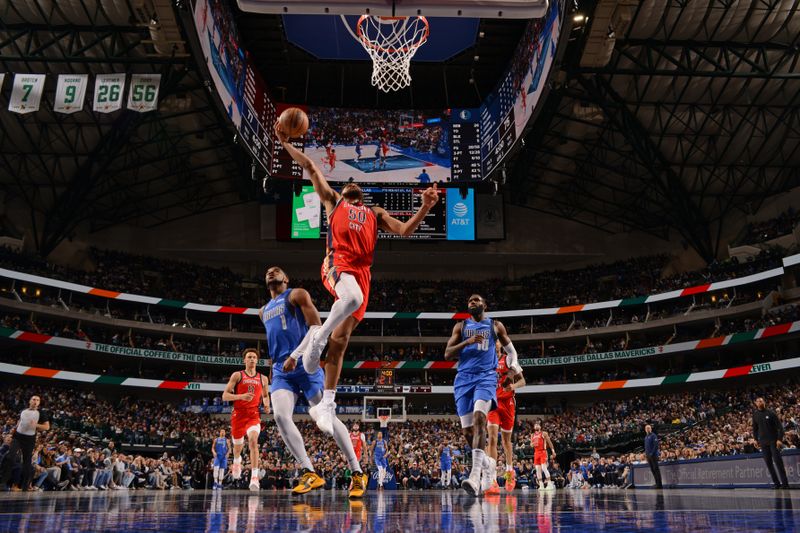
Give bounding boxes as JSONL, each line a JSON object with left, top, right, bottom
{"left": 374, "top": 440, "right": 387, "bottom": 460}
{"left": 261, "top": 288, "right": 308, "bottom": 374}
{"left": 459, "top": 317, "right": 497, "bottom": 374}
{"left": 324, "top": 199, "right": 377, "bottom": 272}
{"left": 233, "top": 370, "right": 263, "bottom": 414}
{"left": 440, "top": 446, "right": 452, "bottom": 469}
{"left": 214, "top": 437, "right": 228, "bottom": 458}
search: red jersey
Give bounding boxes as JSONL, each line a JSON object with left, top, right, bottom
{"left": 532, "top": 431, "right": 545, "bottom": 452}
{"left": 233, "top": 370, "right": 263, "bottom": 414}
{"left": 350, "top": 432, "right": 364, "bottom": 458}
{"left": 496, "top": 354, "right": 515, "bottom": 401}
{"left": 324, "top": 199, "right": 378, "bottom": 271}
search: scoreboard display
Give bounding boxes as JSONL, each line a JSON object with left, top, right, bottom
{"left": 291, "top": 186, "right": 475, "bottom": 241}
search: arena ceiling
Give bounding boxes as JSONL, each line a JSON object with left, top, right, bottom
{"left": 509, "top": 0, "right": 800, "bottom": 261}
{"left": 1, "top": 0, "right": 799, "bottom": 263}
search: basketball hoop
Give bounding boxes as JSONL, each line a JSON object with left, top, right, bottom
{"left": 348, "top": 15, "right": 430, "bottom": 93}
{"left": 378, "top": 414, "right": 390, "bottom": 428}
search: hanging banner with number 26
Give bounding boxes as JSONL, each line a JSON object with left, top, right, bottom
{"left": 8, "top": 74, "right": 46, "bottom": 114}
{"left": 54, "top": 74, "right": 89, "bottom": 114}
{"left": 127, "top": 74, "right": 161, "bottom": 113}
{"left": 93, "top": 73, "right": 126, "bottom": 113}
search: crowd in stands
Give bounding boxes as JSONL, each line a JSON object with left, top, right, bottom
{"left": 0, "top": 245, "right": 789, "bottom": 317}
{"left": 737, "top": 208, "right": 800, "bottom": 246}
{"left": 2, "top": 380, "right": 799, "bottom": 492}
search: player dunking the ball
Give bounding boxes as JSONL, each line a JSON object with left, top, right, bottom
{"left": 274, "top": 121, "right": 439, "bottom": 437}
{"left": 262, "top": 266, "right": 368, "bottom": 498}
{"left": 222, "top": 348, "right": 270, "bottom": 491}
{"left": 444, "top": 294, "right": 521, "bottom": 496}
{"left": 484, "top": 341, "right": 525, "bottom": 494}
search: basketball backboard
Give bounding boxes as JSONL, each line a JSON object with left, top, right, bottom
{"left": 236, "top": 0, "right": 549, "bottom": 18}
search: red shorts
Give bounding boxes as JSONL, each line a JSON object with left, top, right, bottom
{"left": 487, "top": 397, "right": 515, "bottom": 432}
{"left": 231, "top": 410, "right": 261, "bottom": 441}
{"left": 533, "top": 450, "right": 548, "bottom": 466}
{"left": 321, "top": 264, "right": 371, "bottom": 322}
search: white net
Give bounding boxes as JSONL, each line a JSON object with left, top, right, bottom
{"left": 353, "top": 15, "right": 429, "bottom": 93}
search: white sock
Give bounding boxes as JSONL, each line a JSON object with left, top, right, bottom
{"left": 323, "top": 389, "right": 336, "bottom": 404}
{"left": 378, "top": 467, "right": 385, "bottom": 485}
{"left": 251, "top": 468, "right": 258, "bottom": 481}
{"left": 506, "top": 464, "right": 514, "bottom": 472}
{"left": 488, "top": 457, "right": 497, "bottom": 482}
{"left": 471, "top": 449, "right": 485, "bottom": 478}
{"left": 213, "top": 466, "right": 220, "bottom": 481}
{"left": 234, "top": 456, "right": 242, "bottom": 465}
{"left": 331, "top": 415, "right": 362, "bottom": 472}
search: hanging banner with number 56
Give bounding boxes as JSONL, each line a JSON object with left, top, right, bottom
{"left": 127, "top": 74, "right": 161, "bottom": 113}
{"left": 54, "top": 74, "right": 89, "bottom": 114}
{"left": 8, "top": 74, "right": 46, "bottom": 114}
{"left": 93, "top": 73, "right": 126, "bottom": 113}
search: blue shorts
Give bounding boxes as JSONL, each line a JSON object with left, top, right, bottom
{"left": 270, "top": 367, "right": 325, "bottom": 400}
{"left": 375, "top": 457, "right": 388, "bottom": 469}
{"left": 213, "top": 457, "right": 227, "bottom": 469}
{"left": 454, "top": 370, "right": 497, "bottom": 418}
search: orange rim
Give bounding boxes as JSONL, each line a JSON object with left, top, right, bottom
{"left": 356, "top": 15, "right": 430, "bottom": 54}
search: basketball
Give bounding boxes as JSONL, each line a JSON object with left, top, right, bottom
{"left": 279, "top": 107, "right": 309, "bottom": 138}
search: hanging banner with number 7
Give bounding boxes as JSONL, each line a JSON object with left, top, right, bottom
{"left": 93, "top": 73, "right": 126, "bottom": 113}
{"left": 53, "top": 74, "right": 89, "bottom": 114}
{"left": 127, "top": 74, "right": 161, "bottom": 113}
{"left": 8, "top": 74, "right": 46, "bottom": 114}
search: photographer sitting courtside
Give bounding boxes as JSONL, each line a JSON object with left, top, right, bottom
{"left": 752, "top": 397, "right": 790, "bottom": 489}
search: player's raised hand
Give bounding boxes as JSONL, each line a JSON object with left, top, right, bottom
{"left": 421, "top": 183, "right": 440, "bottom": 208}
{"left": 274, "top": 119, "right": 290, "bottom": 143}
{"left": 282, "top": 358, "right": 297, "bottom": 372}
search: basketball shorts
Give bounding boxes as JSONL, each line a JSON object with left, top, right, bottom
{"left": 231, "top": 410, "right": 261, "bottom": 443}
{"left": 322, "top": 263, "right": 371, "bottom": 322}
{"left": 354, "top": 448, "right": 363, "bottom": 461}
{"left": 453, "top": 370, "right": 497, "bottom": 419}
{"left": 534, "top": 450, "right": 548, "bottom": 466}
{"left": 488, "top": 397, "right": 516, "bottom": 432}
{"left": 213, "top": 456, "right": 228, "bottom": 469}
{"left": 375, "top": 457, "right": 388, "bottom": 469}
{"left": 270, "top": 366, "right": 324, "bottom": 401}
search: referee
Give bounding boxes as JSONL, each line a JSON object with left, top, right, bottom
{"left": 0, "top": 395, "right": 51, "bottom": 491}
{"left": 752, "top": 397, "right": 789, "bottom": 489}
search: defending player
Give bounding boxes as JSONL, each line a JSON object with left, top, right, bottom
{"left": 484, "top": 342, "right": 525, "bottom": 494}
{"left": 369, "top": 431, "right": 391, "bottom": 489}
{"left": 262, "top": 266, "right": 368, "bottom": 498}
{"left": 372, "top": 142, "right": 381, "bottom": 170}
{"left": 355, "top": 141, "right": 362, "bottom": 164}
{"left": 222, "top": 348, "right": 270, "bottom": 491}
{"left": 444, "top": 294, "right": 520, "bottom": 496}
{"left": 531, "top": 422, "right": 557, "bottom": 491}
{"left": 274, "top": 121, "right": 439, "bottom": 438}
{"left": 211, "top": 429, "right": 231, "bottom": 490}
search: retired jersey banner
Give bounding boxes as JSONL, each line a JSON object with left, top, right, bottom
{"left": 53, "top": 74, "right": 89, "bottom": 114}
{"left": 8, "top": 73, "right": 45, "bottom": 114}
{"left": 127, "top": 73, "right": 161, "bottom": 112}
{"left": 93, "top": 73, "right": 126, "bottom": 113}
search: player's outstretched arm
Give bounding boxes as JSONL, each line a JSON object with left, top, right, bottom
{"left": 222, "top": 372, "right": 247, "bottom": 402}
{"left": 444, "top": 322, "right": 481, "bottom": 360}
{"left": 544, "top": 432, "right": 556, "bottom": 456}
{"left": 274, "top": 121, "right": 339, "bottom": 214}
{"left": 373, "top": 183, "right": 440, "bottom": 237}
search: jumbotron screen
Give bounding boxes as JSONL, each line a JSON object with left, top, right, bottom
{"left": 290, "top": 185, "right": 475, "bottom": 241}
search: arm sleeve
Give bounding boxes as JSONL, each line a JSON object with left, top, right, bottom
{"left": 503, "top": 341, "right": 519, "bottom": 369}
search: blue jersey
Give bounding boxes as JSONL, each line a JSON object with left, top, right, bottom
{"left": 458, "top": 317, "right": 497, "bottom": 374}
{"left": 374, "top": 440, "right": 387, "bottom": 460}
{"left": 440, "top": 446, "right": 452, "bottom": 469}
{"left": 262, "top": 288, "right": 308, "bottom": 373}
{"left": 214, "top": 437, "right": 228, "bottom": 458}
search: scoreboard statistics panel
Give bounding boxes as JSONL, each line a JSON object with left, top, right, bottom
{"left": 321, "top": 187, "right": 448, "bottom": 240}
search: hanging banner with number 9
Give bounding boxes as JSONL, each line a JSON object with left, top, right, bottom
{"left": 127, "top": 74, "right": 162, "bottom": 113}
{"left": 8, "top": 74, "right": 45, "bottom": 114}
{"left": 54, "top": 74, "right": 89, "bottom": 114}
{"left": 93, "top": 73, "right": 126, "bottom": 113}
